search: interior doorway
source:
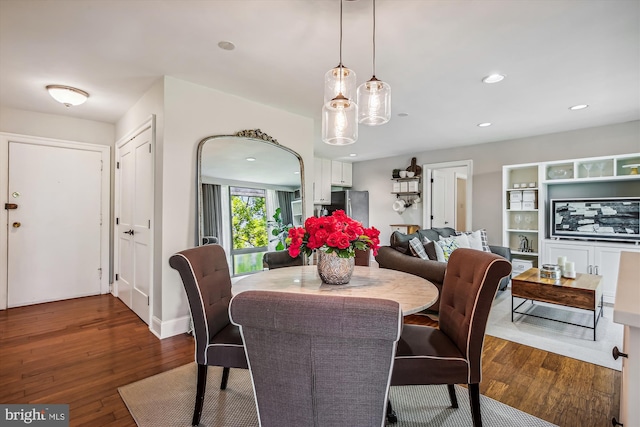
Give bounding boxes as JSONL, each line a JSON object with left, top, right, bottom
{"left": 422, "top": 160, "right": 473, "bottom": 231}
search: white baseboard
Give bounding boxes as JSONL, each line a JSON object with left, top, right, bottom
{"left": 151, "top": 314, "right": 191, "bottom": 339}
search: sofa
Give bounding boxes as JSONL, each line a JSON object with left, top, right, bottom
{"left": 375, "top": 227, "right": 512, "bottom": 313}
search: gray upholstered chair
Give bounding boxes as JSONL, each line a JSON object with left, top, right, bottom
{"left": 389, "top": 248, "right": 512, "bottom": 426}
{"left": 169, "top": 245, "right": 248, "bottom": 427}
{"left": 229, "top": 291, "right": 402, "bottom": 427}
{"left": 262, "top": 250, "right": 303, "bottom": 269}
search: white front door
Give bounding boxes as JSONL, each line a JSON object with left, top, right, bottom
{"left": 115, "top": 123, "right": 153, "bottom": 324}
{"left": 6, "top": 138, "right": 109, "bottom": 307}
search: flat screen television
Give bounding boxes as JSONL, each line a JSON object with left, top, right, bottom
{"left": 550, "top": 197, "right": 640, "bottom": 242}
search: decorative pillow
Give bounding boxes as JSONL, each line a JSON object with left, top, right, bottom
{"left": 448, "top": 233, "right": 471, "bottom": 249}
{"left": 456, "top": 229, "right": 491, "bottom": 252}
{"left": 456, "top": 230, "right": 483, "bottom": 251}
{"left": 409, "top": 237, "right": 429, "bottom": 260}
{"left": 422, "top": 239, "right": 438, "bottom": 260}
{"left": 435, "top": 236, "right": 461, "bottom": 262}
{"left": 390, "top": 231, "right": 421, "bottom": 254}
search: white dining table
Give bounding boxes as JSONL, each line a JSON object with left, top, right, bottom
{"left": 232, "top": 265, "right": 438, "bottom": 315}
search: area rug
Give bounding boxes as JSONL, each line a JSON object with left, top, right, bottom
{"left": 119, "top": 363, "right": 557, "bottom": 427}
{"left": 486, "top": 289, "right": 623, "bottom": 371}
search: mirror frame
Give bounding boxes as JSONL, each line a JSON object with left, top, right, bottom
{"left": 196, "top": 129, "right": 305, "bottom": 246}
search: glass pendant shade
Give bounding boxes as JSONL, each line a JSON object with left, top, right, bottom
{"left": 357, "top": 77, "right": 391, "bottom": 125}
{"left": 321, "top": 94, "right": 358, "bottom": 145}
{"left": 324, "top": 65, "right": 356, "bottom": 103}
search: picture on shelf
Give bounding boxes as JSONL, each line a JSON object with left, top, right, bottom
{"left": 550, "top": 197, "right": 640, "bottom": 242}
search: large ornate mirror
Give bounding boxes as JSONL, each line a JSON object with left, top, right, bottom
{"left": 197, "top": 129, "right": 305, "bottom": 276}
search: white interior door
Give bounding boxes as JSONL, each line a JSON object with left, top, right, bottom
{"left": 115, "top": 124, "right": 153, "bottom": 324}
{"left": 431, "top": 169, "right": 448, "bottom": 228}
{"left": 7, "top": 140, "right": 107, "bottom": 307}
{"left": 423, "top": 160, "right": 473, "bottom": 231}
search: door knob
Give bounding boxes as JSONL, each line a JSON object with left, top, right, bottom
{"left": 12, "top": 222, "right": 21, "bottom": 228}
{"left": 123, "top": 229, "right": 134, "bottom": 235}
{"left": 612, "top": 346, "right": 628, "bottom": 360}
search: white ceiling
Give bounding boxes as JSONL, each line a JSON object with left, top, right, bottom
{"left": 1, "top": 0, "right": 638, "bottom": 162}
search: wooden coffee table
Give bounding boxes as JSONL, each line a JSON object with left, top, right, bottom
{"left": 511, "top": 268, "right": 603, "bottom": 340}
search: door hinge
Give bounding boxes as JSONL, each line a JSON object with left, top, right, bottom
{"left": 115, "top": 273, "right": 119, "bottom": 281}
{"left": 98, "top": 268, "right": 102, "bottom": 280}
{"left": 148, "top": 219, "right": 151, "bottom": 229}
{"left": 431, "top": 178, "right": 434, "bottom": 183}
{"left": 117, "top": 161, "right": 120, "bottom": 169}
{"left": 149, "top": 145, "right": 151, "bottom": 153}
{"left": 4, "top": 203, "right": 18, "bottom": 210}
{"left": 116, "top": 217, "right": 119, "bottom": 225}
{"left": 431, "top": 215, "right": 434, "bottom": 220}
{"left": 147, "top": 296, "right": 150, "bottom": 305}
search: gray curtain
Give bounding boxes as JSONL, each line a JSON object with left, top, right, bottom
{"left": 277, "top": 191, "right": 294, "bottom": 225}
{"left": 202, "top": 184, "right": 223, "bottom": 245}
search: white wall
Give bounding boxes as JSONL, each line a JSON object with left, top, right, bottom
{"left": 0, "top": 107, "right": 114, "bottom": 145}
{"left": 116, "top": 76, "right": 314, "bottom": 337}
{"left": 353, "top": 120, "right": 640, "bottom": 247}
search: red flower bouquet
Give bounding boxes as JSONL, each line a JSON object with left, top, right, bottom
{"left": 287, "top": 210, "right": 380, "bottom": 259}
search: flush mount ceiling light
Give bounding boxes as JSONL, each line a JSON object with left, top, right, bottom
{"left": 357, "top": 0, "right": 391, "bottom": 126}
{"left": 569, "top": 104, "right": 589, "bottom": 110}
{"left": 245, "top": 157, "right": 256, "bottom": 162}
{"left": 46, "top": 85, "right": 89, "bottom": 107}
{"left": 477, "top": 122, "right": 492, "bottom": 127}
{"left": 322, "top": 0, "right": 358, "bottom": 145}
{"left": 218, "top": 41, "right": 235, "bottom": 51}
{"left": 482, "top": 74, "right": 505, "bottom": 84}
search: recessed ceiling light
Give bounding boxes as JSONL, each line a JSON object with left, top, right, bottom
{"left": 482, "top": 74, "right": 505, "bottom": 84}
{"left": 218, "top": 41, "right": 235, "bottom": 51}
{"left": 246, "top": 157, "right": 256, "bottom": 162}
{"left": 397, "top": 112, "right": 409, "bottom": 117}
{"left": 477, "top": 122, "right": 492, "bottom": 127}
{"left": 569, "top": 104, "right": 589, "bottom": 110}
{"left": 349, "top": 153, "right": 357, "bottom": 157}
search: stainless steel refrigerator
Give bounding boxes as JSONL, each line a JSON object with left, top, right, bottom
{"left": 327, "top": 190, "right": 369, "bottom": 227}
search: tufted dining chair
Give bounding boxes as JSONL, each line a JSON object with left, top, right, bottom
{"left": 169, "top": 244, "right": 248, "bottom": 426}
{"left": 262, "top": 250, "right": 303, "bottom": 269}
{"left": 229, "top": 290, "right": 403, "bottom": 427}
{"left": 389, "top": 248, "right": 512, "bottom": 426}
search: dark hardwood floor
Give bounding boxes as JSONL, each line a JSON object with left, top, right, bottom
{"left": 0, "top": 295, "right": 619, "bottom": 426}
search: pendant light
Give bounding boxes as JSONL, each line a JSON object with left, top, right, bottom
{"left": 323, "top": 1, "right": 356, "bottom": 103}
{"left": 357, "top": 0, "right": 391, "bottom": 125}
{"left": 322, "top": 0, "right": 358, "bottom": 145}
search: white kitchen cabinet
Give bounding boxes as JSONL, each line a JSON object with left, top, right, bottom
{"left": 291, "top": 199, "right": 303, "bottom": 226}
{"left": 313, "top": 157, "right": 332, "bottom": 204}
{"left": 542, "top": 239, "right": 640, "bottom": 304}
{"left": 331, "top": 160, "right": 352, "bottom": 187}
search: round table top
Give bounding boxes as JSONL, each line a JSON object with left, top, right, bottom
{"left": 232, "top": 265, "right": 438, "bottom": 315}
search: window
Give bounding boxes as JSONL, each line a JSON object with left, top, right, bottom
{"left": 229, "top": 187, "right": 268, "bottom": 275}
